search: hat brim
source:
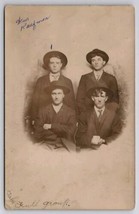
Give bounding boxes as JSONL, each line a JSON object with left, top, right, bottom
{"left": 43, "top": 51, "right": 68, "bottom": 69}
{"left": 86, "top": 50, "right": 109, "bottom": 64}
{"left": 46, "top": 85, "right": 70, "bottom": 95}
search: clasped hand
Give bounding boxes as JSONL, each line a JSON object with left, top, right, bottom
{"left": 91, "top": 135, "right": 105, "bottom": 145}
{"left": 43, "top": 124, "right": 52, "bottom": 130}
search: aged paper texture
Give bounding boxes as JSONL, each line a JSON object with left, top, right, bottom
{"left": 5, "top": 5, "right": 135, "bottom": 209}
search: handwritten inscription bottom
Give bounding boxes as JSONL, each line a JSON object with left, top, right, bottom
{"left": 6, "top": 190, "right": 77, "bottom": 209}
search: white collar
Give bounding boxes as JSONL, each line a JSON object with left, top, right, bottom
{"left": 49, "top": 72, "right": 60, "bottom": 82}
{"left": 94, "top": 106, "right": 105, "bottom": 117}
{"left": 52, "top": 103, "right": 63, "bottom": 113}
{"left": 93, "top": 70, "right": 103, "bottom": 80}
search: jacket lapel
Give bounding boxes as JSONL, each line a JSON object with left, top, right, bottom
{"left": 90, "top": 71, "right": 96, "bottom": 82}
{"left": 43, "top": 74, "right": 51, "bottom": 88}
{"left": 88, "top": 110, "right": 99, "bottom": 135}
{"left": 98, "top": 108, "right": 109, "bottom": 131}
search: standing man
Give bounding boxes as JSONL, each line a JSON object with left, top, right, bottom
{"left": 76, "top": 49, "right": 119, "bottom": 116}
{"left": 75, "top": 84, "right": 121, "bottom": 149}
{"left": 30, "top": 51, "right": 75, "bottom": 125}
{"left": 34, "top": 81, "right": 77, "bottom": 151}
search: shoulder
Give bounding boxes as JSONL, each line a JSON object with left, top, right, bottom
{"left": 36, "top": 74, "right": 49, "bottom": 87}
{"left": 36, "top": 74, "right": 49, "bottom": 83}
{"left": 61, "top": 75, "right": 72, "bottom": 83}
{"left": 105, "top": 107, "right": 117, "bottom": 118}
{"left": 79, "top": 109, "right": 94, "bottom": 121}
{"left": 103, "top": 72, "right": 116, "bottom": 80}
{"left": 80, "top": 72, "right": 93, "bottom": 79}
{"left": 39, "top": 104, "right": 52, "bottom": 114}
{"left": 63, "top": 104, "right": 75, "bottom": 115}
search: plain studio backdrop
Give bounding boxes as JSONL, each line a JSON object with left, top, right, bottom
{"left": 5, "top": 6, "right": 135, "bottom": 209}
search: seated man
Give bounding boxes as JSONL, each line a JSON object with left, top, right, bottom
{"left": 34, "top": 81, "right": 77, "bottom": 151}
{"left": 75, "top": 84, "right": 122, "bottom": 149}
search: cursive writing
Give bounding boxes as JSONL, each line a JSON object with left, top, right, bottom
{"left": 42, "top": 198, "right": 71, "bottom": 209}
{"left": 15, "top": 15, "right": 50, "bottom": 31}
{"left": 7, "top": 190, "right": 72, "bottom": 209}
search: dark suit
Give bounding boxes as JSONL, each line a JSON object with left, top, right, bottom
{"left": 34, "top": 104, "right": 77, "bottom": 146}
{"left": 75, "top": 107, "right": 121, "bottom": 148}
{"left": 76, "top": 71, "right": 119, "bottom": 115}
{"left": 29, "top": 74, "right": 75, "bottom": 121}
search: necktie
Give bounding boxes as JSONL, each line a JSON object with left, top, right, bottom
{"left": 98, "top": 110, "right": 102, "bottom": 122}
{"left": 96, "top": 74, "right": 100, "bottom": 81}
{"left": 51, "top": 74, "right": 60, "bottom": 81}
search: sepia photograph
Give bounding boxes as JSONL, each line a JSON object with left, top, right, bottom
{"left": 5, "top": 5, "right": 135, "bottom": 209}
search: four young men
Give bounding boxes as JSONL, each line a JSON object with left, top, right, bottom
{"left": 27, "top": 49, "right": 122, "bottom": 150}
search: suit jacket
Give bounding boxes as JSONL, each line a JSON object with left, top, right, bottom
{"left": 75, "top": 107, "right": 121, "bottom": 148}
{"left": 34, "top": 104, "right": 77, "bottom": 143}
{"left": 76, "top": 71, "right": 119, "bottom": 115}
{"left": 29, "top": 74, "right": 76, "bottom": 120}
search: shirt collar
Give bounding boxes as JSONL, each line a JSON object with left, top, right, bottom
{"left": 93, "top": 70, "right": 104, "bottom": 79}
{"left": 52, "top": 103, "right": 63, "bottom": 113}
{"left": 49, "top": 72, "right": 60, "bottom": 82}
{"left": 94, "top": 106, "right": 105, "bottom": 116}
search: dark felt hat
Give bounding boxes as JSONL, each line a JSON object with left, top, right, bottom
{"left": 45, "top": 81, "right": 70, "bottom": 95}
{"left": 86, "top": 49, "right": 109, "bottom": 64}
{"left": 87, "top": 83, "right": 113, "bottom": 99}
{"left": 43, "top": 51, "right": 68, "bottom": 69}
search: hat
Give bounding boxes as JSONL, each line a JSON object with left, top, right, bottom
{"left": 43, "top": 51, "right": 68, "bottom": 69}
{"left": 86, "top": 49, "right": 109, "bottom": 64}
{"left": 45, "top": 81, "right": 70, "bottom": 95}
{"left": 87, "top": 83, "right": 113, "bottom": 99}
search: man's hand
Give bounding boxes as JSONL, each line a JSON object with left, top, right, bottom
{"left": 98, "top": 138, "right": 105, "bottom": 145}
{"left": 43, "top": 124, "right": 52, "bottom": 130}
{"left": 91, "top": 136, "right": 100, "bottom": 145}
{"left": 91, "top": 136, "right": 105, "bottom": 145}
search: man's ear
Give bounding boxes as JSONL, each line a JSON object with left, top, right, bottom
{"left": 103, "top": 61, "right": 106, "bottom": 66}
{"left": 105, "top": 96, "right": 108, "bottom": 102}
{"left": 60, "top": 62, "right": 64, "bottom": 69}
{"left": 91, "top": 96, "right": 95, "bottom": 101}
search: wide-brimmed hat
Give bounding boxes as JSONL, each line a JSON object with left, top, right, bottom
{"left": 43, "top": 51, "right": 68, "bottom": 69}
{"left": 45, "top": 81, "right": 70, "bottom": 95}
{"left": 86, "top": 49, "right": 109, "bottom": 64}
{"left": 87, "top": 83, "right": 113, "bottom": 99}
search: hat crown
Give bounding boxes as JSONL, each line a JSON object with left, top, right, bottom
{"left": 86, "top": 49, "right": 109, "bottom": 64}
{"left": 45, "top": 80, "right": 70, "bottom": 94}
{"left": 43, "top": 51, "right": 68, "bottom": 69}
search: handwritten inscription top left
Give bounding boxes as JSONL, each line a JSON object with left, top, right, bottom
{"left": 15, "top": 15, "right": 51, "bottom": 32}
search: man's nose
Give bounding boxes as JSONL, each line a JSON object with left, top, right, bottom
{"left": 98, "top": 98, "right": 102, "bottom": 102}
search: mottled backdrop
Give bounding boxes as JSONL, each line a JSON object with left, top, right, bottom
{"left": 5, "top": 5, "right": 135, "bottom": 209}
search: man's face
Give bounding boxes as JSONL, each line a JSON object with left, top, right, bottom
{"left": 91, "top": 91, "right": 108, "bottom": 109}
{"left": 48, "top": 57, "right": 63, "bottom": 73}
{"left": 91, "top": 56, "right": 106, "bottom": 71}
{"left": 51, "top": 88, "right": 65, "bottom": 105}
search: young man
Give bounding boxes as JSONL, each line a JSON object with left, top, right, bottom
{"left": 29, "top": 51, "right": 75, "bottom": 125}
{"left": 76, "top": 49, "right": 119, "bottom": 116}
{"left": 75, "top": 85, "right": 121, "bottom": 149}
{"left": 34, "top": 81, "right": 77, "bottom": 151}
